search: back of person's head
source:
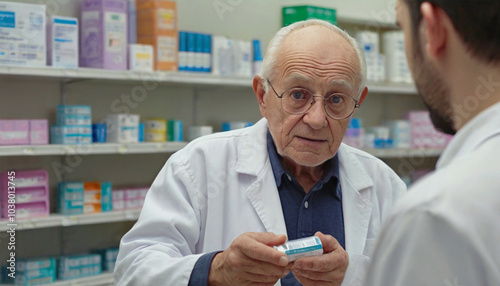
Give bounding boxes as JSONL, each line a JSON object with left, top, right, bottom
{"left": 260, "top": 19, "right": 367, "bottom": 100}
{"left": 403, "top": 0, "right": 500, "bottom": 64}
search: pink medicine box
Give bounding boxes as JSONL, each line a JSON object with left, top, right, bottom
{"left": 0, "top": 170, "right": 50, "bottom": 219}
{"left": 0, "top": 120, "right": 30, "bottom": 145}
{"left": 30, "top": 119, "right": 49, "bottom": 145}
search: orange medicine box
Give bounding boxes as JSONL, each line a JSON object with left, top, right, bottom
{"left": 138, "top": 31, "right": 178, "bottom": 71}
{"left": 136, "top": 0, "right": 177, "bottom": 35}
{"left": 83, "top": 182, "right": 102, "bottom": 213}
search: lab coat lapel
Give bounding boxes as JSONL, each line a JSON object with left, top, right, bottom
{"left": 338, "top": 144, "right": 374, "bottom": 255}
{"left": 236, "top": 118, "right": 288, "bottom": 236}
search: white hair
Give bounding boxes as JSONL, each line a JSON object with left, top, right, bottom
{"left": 260, "top": 19, "right": 367, "bottom": 100}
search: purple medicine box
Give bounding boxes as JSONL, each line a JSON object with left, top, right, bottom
{"left": 80, "top": 0, "right": 128, "bottom": 70}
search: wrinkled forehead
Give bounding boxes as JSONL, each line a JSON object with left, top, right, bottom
{"left": 273, "top": 26, "right": 361, "bottom": 88}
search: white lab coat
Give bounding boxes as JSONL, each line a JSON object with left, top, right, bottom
{"left": 115, "top": 118, "right": 406, "bottom": 286}
{"left": 365, "top": 102, "right": 500, "bottom": 285}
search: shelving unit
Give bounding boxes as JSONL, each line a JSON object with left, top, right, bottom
{"left": 0, "top": 209, "right": 141, "bottom": 232}
{"left": 0, "top": 273, "right": 114, "bottom": 286}
{"left": 0, "top": 1, "right": 434, "bottom": 284}
{"left": 0, "top": 142, "right": 188, "bottom": 156}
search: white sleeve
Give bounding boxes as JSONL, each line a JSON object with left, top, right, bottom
{"left": 114, "top": 152, "right": 205, "bottom": 286}
{"left": 364, "top": 209, "right": 491, "bottom": 286}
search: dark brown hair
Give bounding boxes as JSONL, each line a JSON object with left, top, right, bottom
{"left": 404, "top": 0, "right": 500, "bottom": 63}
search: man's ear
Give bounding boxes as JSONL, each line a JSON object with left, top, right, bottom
{"left": 420, "top": 2, "right": 448, "bottom": 59}
{"left": 253, "top": 75, "right": 267, "bottom": 117}
{"left": 357, "top": 87, "right": 368, "bottom": 107}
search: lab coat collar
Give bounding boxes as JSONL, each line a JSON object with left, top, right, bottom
{"left": 236, "top": 118, "right": 288, "bottom": 236}
{"left": 338, "top": 144, "right": 374, "bottom": 255}
{"left": 437, "top": 101, "right": 500, "bottom": 169}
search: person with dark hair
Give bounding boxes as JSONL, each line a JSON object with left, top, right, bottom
{"left": 365, "top": 0, "right": 500, "bottom": 285}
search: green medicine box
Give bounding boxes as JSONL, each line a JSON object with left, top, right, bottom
{"left": 282, "top": 5, "right": 337, "bottom": 27}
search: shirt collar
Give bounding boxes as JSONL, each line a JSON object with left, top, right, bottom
{"left": 266, "top": 130, "right": 341, "bottom": 198}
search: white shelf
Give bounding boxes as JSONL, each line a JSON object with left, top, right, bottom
{"left": 367, "top": 81, "right": 417, "bottom": 94}
{"left": 337, "top": 16, "right": 399, "bottom": 29}
{"left": 361, "top": 147, "right": 443, "bottom": 159}
{"left": 0, "top": 142, "right": 188, "bottom": 156}
{"left": 0, "top": 65, "right": 252, "bottom": 87}
{"left": 42, "top": 272, "right": 113, "bottom": 286}
{"left": 0, "top": 209, "right": 141, "bottom": 232}
{"left": 0, "top": 65, "right": 416, "bottom": 94}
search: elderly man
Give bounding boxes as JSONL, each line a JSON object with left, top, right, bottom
{"left": 115, "top": 19, "right": 406, "bottom": 286}
{"left": 365, "top": 0, "right": 500, "bottom": 285}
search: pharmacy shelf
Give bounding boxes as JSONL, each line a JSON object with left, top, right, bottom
{"left": 361, "top": 147, "right": 443, "bottom": 159}
{"left": 0, "top": 273, "right": 113, "bottom": 286}
{"left": 0, "top": 65, "right": 416, "bottom": 94}
{"left": 337, "top": 15, "right": 399, "bottom": 29}
{"left": 0, "top": 65, "right": 252, "bottom": 87}
{"left": 0, "top": 209, "right": 141, "bottom": 232}
{"left": 0, "top": 142, "right": 188, "bottom": 156}
{"left": 367, "top": 81, "right": 417, "bottom": 94}
{"left": 47, "top": 272, "right": 113, "bottom": 286}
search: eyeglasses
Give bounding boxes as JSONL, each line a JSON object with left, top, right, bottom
{"left": 267, "top": 79, "right": 359, "bottom": 120}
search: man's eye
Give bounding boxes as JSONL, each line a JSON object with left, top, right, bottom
{"left": 290, "top": 90, "right": 309, "bottom": 100}
{"left": 328, "top": 94, "right": 345, "bottom": 104}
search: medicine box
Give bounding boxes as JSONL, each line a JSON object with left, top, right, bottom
{"left": 101, "top": 181, "right": 112, "bottom": 212}
{"left": 51, "top": 126, "right": 93, "bottom": 145}
{"left": 11, "top": 257, "right": 56, "bottom": 286}
{"left": 80, "top": 0, "right": 128, "bottom": 70}
{"left": 0, "top": 120, "right": 29, "bottom": 145}
{"left": 47, "top": 16, "right": 79, "bottom": 68}
{"left": 138, "top": 32, "right": 177, "bottom": 71}
{"left": 128, "top": 44, "right": 154, "bottom": 71}
{"left": 58, "top": 182, "right": 84, "bottom": 215}
{"left": 30, "top": 119, "right": 49, "bottom": 145}
{"left": 106, "top": 113, "right": 140, "bottom": 143}
{"left": 92, "top": 247, "right": 119, "bottom": 271}
{"left": 282, "top": 5, "right": 336, "bottom": 27}
{"left": 136, "top": 0, "right": 176, "bottom": 34}
{"left": 58, "top": 254, "right": 102, "bottom": 280}
{"left": 83, "top": 182, "right": 102, "bottom": 214}
{"left": 0, "top": 170, "right": 50, "bottom": 219}
{"left": 0, "top": 2, "right": 46, "bottom": 67}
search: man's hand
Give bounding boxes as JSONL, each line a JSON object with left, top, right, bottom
{"left": 291, "top": 232, "right": 349, "bottom": 286}
{"left": 208, "top": 232, "right": 291, "bottom": 286}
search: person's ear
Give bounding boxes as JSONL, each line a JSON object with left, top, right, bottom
{"left": 420, "top": 2, "right": 448, "bottom": 59}
{"left": 357, "top": 87, "right": 368, "bottom": 107}
{"left": 253, "top": 75, "right": 267, "bottom": 117}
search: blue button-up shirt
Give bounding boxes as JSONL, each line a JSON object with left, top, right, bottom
{"left": 267, "top": 131, "right": 345, "bottom": 285}
{"left": 188, "top": 130, "right": 345, "bottom": 285}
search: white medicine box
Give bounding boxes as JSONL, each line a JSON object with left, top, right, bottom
{"left": 0, "top": 2, "right": 46, "bottom": 67}
{"left": 47, "top": 16, "right": 79, "bottom": 68}
{"left": 106, "top": 114, "right": 140, "bottom": 143}
{"left": 128, "top": 44, "right": 154, "bottom": 72}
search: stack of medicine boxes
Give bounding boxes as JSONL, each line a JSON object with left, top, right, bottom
{"left": 58, "top": 254, "right": 102, "bottom": 280}
{"left": 58, "top": 181, "right": 112, "bottom": 215}
{"left": 51, "top": 105, "right": 92, "bottom": 145}
{"left": 7, "top": 257, "right": 57, "bottom": 285}
{"left": 0, "top": 170, "right": 50, "bottom": 219}
{"left": 136, "top": 0, "right": 178, "bottom": 71}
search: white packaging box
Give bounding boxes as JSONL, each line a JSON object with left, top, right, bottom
{"left": 0, "top": 2, "right": 46, "bottom": 67}
{"left": 356, "top": 31, "right": 380, "bottom": 55}
{"left": 234, "top": 40, "right": 252, "bottom": 77}
{"left": 47, "top": 16, "right": 79, "bottom": 68}
{"left": 212, "top": 35, "right": 231, "bottom": 76}
{"left": 128, "top": 44, "right": 153, "bottom": 71}
{"left": 383, "top": 31, "right": 413, "bottom": 84}
{"left": 188, "top": 126, "right": 213, "bottom": 141}
{"left": 106, "top": 114, "right": 140, "bottom": 143}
